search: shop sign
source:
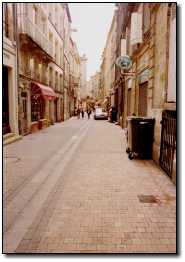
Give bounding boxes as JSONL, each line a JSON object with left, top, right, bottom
{"left": 116, "top": 55, "right": 132, "bottom": 70}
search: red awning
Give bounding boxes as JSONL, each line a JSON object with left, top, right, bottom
{"left": 31, "top": 82, "right": 56, "bottom": 100}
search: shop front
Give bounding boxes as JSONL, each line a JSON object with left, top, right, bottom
{"left": 31, "top": 82, "right": 56, "bottom": 132}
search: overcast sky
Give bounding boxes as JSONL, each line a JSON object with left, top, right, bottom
{"left": 69, "top": 3, "right": 115, "bottom": 80}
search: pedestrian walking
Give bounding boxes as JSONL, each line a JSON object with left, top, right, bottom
{"left": 77, "top": 108, "right": 80, "bottom": 119}
{"left": 81, "top": 109, "right": 84, "bottom": 119}
{"left": 87, "top": 109, "right": 91, "bottom": 119}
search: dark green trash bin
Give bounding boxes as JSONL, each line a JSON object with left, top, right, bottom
{"left": 126, "top": 116, "right": 155, "bottom": 159}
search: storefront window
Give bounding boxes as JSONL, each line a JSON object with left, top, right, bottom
{"left": 31, "top": 98, "right": 45, "bottom": 121}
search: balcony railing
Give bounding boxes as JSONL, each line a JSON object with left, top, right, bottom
{"left": 20, "top": 15, "right": 53, "bottom": 57}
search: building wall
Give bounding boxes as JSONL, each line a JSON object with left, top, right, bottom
{"left": 17, "top": 3, "right": 73, "bottom": 132}
{"left": 109, "top": 3, "right": 176, "bottom": 182}
{"left": 3, "top": 3, "right": 19, "bottom": 135}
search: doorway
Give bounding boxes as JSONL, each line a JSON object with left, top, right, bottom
{"left": 3, "top": 66, "right": 10, "bottom": 134}
{"left": 54, "top": 98, "right": 58, "bottom": 122}
{"left": 21, "top": 92, "right": 28, "bottom": 135}
{"left": 127, "top": 88, "right": 131, "bottom": 116}
{"left": 138, "top": 82, "right": 148, "bottom": 117}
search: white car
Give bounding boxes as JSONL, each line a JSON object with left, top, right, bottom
{"left": 94, "top": 108, "right": 108, "bottom": 120}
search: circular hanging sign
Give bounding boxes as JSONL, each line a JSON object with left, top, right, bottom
{"left": 116, "top": 55, "right": 132, "bottom": 70}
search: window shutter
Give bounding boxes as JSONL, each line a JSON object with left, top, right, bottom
{"left": 126, "top": 27, "right": 130, "bottom": 55}
{"left": 130, "top": 12, "right": 142, "bottom": 46}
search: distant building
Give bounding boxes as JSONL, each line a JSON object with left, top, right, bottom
{"left": 79, "top": 54, "right": 88, "bottom": 107}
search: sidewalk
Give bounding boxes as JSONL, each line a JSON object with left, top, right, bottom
{"left": 4, "top": 119, "right": 176, "bottom": 253}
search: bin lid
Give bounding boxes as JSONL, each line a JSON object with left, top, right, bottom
{"left": 127, "top": 116, "right": 155, "bottom": 120}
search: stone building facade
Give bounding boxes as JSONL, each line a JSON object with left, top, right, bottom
{"left": 79, "top": 54, "right": 88, "bottom": 108}
{"left": 100, "top": 12, "right": 117, "bottom": 110}
{"left": 69, "top": 38, "right": 81, "bottom": 116}
{"left": 15, "top": 3, "right": 78, "bottom": 134}
{"left": 88, "top": 72, "right": 100, "bottom": 102}
{"left": 3, "top": 3, "right": 82, "bottom": 140}
{"left": 113, "top": 3, "right": 176, "bottom": 182}
{"left": 3, "top": 3, "right": 21, "bottom": 144}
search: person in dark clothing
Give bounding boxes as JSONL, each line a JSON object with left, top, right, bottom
{"left": 87, "top": 109, "right": 91, "bottom": 119}
{"left": 81, "top": 109, "right": 84, "bottom": 119}
{"left": 77, "top": 108, "right": 80, "bottom": 119}
{"left": 110, "top": 106, "right": 117, "bottom": 122}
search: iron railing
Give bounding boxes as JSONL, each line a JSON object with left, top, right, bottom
{"left": 159, "top": 110, "right": 176, "bottom": 177}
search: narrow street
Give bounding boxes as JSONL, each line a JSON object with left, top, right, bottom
{"left": 3, "top": 117, "right": 176, "bottom": 253}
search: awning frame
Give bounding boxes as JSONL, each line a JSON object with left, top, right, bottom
{"left": 31, "top": 82, "right": 56, "bottom": 100}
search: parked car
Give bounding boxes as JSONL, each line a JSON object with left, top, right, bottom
{"left": 94, "top": 107, "right": 108, "bottom": 120}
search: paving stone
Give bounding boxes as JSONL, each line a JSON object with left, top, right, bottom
{"left": 3, "top": 118, "right": 176, "bottom": 253}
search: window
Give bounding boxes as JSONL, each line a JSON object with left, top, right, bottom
{"left": 4, "top": 3, "right": 9, "bottom": 38}
{"left": 49, "top": 67, "right": 53, "bottom": 86}
{"left": 60, "top": 15, "right": 63, "bottom": 37}
{"left": 60, "top": 46, "right": 63, "bottom": 67}
{"left": 143, "top": 4, "right": 150, "bottom": 34}
{"left": 38, "top": 64, "right": 42, "bottom": 81}
{"left": 3, "top": 3, "right": 13, "bottom": 40}
{"left": 60, "top": 74, "right": 63, "bottom": 92}
{"left": 55, "top": 71, "right": 58, "bottom": 90}
{"left": 42, "top": 64, "right": 47, "bottom": 84}
{"left": 34, "top": 7, "right": 38, "bottom": 25}
{"left": 126, "top": 26, "right": 131, "bottom": 55}
{"left": 55, "top": 40, "right": 58, "bottom": 62}
{"left": 130, "top": 12, "right": 142, "bottom": 46}
{"left": 49, "top": 11, "right": 52, "bottom": 21}
{"left": 55, "top": 6, "right": 58, "bottom": 28}
{"left": 41, "top": 17, "right": 47, "bottom": 35}
{"left": 30, "top": 58, "right": 34, "bottom": 78}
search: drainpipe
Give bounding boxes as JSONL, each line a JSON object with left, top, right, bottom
{"left": 134, "top": 55, "right": 138, "bottom": 115}
{"left": 13, "top": 3, "right": 21, "bottom": 135}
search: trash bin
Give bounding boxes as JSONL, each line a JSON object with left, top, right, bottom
{"left": 126, "top": 116, "right": 155, "bottom": 160}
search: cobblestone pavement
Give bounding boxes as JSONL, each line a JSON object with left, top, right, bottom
{"left": 3, "top": 116, "right": 176, "bottom": 253}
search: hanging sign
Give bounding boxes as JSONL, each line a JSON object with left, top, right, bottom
{"left": 116, "top": 55, "right": 132, "bottom": 70}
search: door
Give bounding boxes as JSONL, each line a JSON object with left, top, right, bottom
{"left": 21, "top": 92, "right": 28, "bottom": 135}
{"left": 60, "top": 98, "right": 64, "bottom": 121}
{"left": 114, "top": 88, "right": 118, "bottom": 114}
{"left": 54, "top": 99, "right": 58, "bottom": 122}
{"left": 127, "top": 88, "right": 131, "bottom": 116}
{"left": 138, "top": 82, "right": 148, "bottom": 116}
{"left": 3, "top": 66, "right": 10, "bottom": 134}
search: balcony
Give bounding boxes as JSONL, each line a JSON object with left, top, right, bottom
{"left": 19, "top": 16, "right": 53, "bottom": 58}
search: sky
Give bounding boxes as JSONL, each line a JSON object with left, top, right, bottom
{"left": 69, "top": 3, "right": 115, "bottom": 80}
